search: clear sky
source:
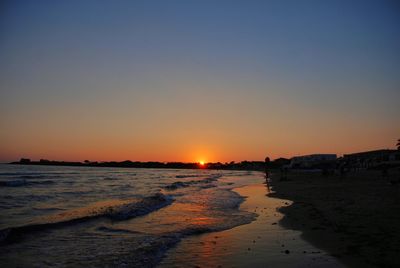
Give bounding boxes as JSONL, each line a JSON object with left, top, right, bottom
{"left": 1, "top": 0, "right": 399, "bottom": 163}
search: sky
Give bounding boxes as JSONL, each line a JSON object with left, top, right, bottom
{"left": 0, "top": 0, "right": 399, "bottom": 163}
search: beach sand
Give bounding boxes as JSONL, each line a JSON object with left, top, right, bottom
{"left": 160, "top": 183, "right": 344, "bottom": 267}
{"left": 269, "top": 169, "right": 400, "bottom": 268}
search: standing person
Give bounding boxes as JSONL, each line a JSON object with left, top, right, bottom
{"left": 265, "top": 157, "right": 270, "bottom": 178}
{"left": 264, "top": 157, "right": 271, "bottom": 191}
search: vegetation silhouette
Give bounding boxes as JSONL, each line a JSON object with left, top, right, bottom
{"left": 10, "top": 158, "right": 288, "bottom": 171}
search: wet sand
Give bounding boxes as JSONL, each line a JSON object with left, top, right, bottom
{"left": 269, "top": 169, "right": 400, "bottom": 268}
{"left": 160, "top": 183, "right": 344, "bottom": 267}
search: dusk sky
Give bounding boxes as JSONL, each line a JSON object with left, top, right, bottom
{"left": 1, "top": 0, "right": 399, "bottom": 163}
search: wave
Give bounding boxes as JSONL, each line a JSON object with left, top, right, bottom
{"left": 103, "top": 177, "right": 119, "bottom": 180}
{"left": 110, "top": 193, "right": 173, "bottom": 220}
{"left": 175, "top": 174, "right": 202, "bottom": 178}
{"left": 109, "top": 234, "right": 181, "bottom": 267}
{"left": 0, "top": 179, "right": 55, "bottom": 187}
{"left": 0, "top": 193, "right": 173, "bottom": 243}
{"left": 164, "top": 181, "right": 191, "bottom": 190}
{"left": 32, "top": 207, "right": 65, "bottom": 212}
{"left": 96, "top": 226, "right": 142, "bottom": 234}
{"left": 0, "top": 179, "right": 27, "bottom": 187}
{"left": 0, "top": 172, "right": 67, "bottom": 177}
{"left": 0, "top": 172, "right": 42, "bottom": 176}
{"left": 110, "top": 213, "right": 256, "bottom": 267}
{"left": 18, "top": 175, "right": 50, "bottom": 179}
{"left": 107, "top": 226, "right": 230, "bottom": 267}
{"left": 164, "top": 174, "right": 222, "bottom": 190}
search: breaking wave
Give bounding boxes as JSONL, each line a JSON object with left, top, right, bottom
{"left": 0, "top": 193, "right": 173, "bottom": 243}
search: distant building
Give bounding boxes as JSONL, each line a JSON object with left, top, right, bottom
{"left": 19, "top": 158, "right": 31, "bottom": 164}
{"left": 343, "top": 149, "right": 400, "bottom": 168}
{"left": 289, "top": 154, "right": 337, "bottom": 169}
{"left": 273, "top": 157, "right": 291, "bottom": 167}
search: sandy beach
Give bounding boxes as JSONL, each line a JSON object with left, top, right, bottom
{"left": 269, "top": 169, "right": 400, "bottom": 268}
{"left": 160, "top": 183, "right": 344, "bottom": 267}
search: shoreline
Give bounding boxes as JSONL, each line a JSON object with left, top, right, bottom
{"left": 268, "top": 169, "right": 400, "bottom": 268}
{"left": 6, "top": 161, "right": 266, "bottom": 172}
{"left": 159, "top": 183, "right": 343, "bottom": 267}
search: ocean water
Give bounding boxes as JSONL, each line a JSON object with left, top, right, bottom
{"left": 0, "top": 164, "right": 263, "bottom": 267}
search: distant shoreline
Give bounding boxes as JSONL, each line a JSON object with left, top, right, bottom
{"left": 8, "top": 159, "right": 267, "bottom": 171}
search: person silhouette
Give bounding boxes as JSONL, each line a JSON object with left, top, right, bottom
{"left": 265, "top": 157, "right": 270, "bottom": 178}
{"left": 264, "top": 157, "right": 271, "bottom": 191}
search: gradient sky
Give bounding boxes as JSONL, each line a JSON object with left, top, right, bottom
{"left": 1, "top": 0, "right": 399, "bottom": 163}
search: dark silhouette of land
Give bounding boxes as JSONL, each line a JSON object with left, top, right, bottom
{"left": 10, "top": 158, "right": 290, "bottom": 171}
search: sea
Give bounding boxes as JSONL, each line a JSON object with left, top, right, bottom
{"left": 0, "top": 164, "right": 263, "bottom": 267}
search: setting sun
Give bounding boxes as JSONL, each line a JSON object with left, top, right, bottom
{"left": 199, "top": 161, "right": 205, "bottom": 166}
